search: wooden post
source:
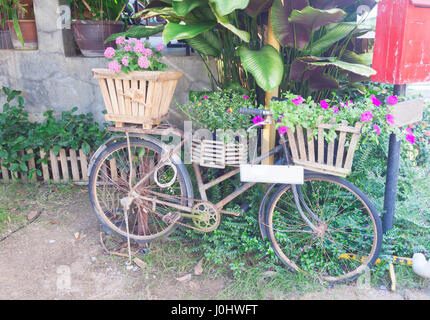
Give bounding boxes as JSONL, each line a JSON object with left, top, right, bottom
{"left": 262, "top": 9, "right": 280, "bottom": 165}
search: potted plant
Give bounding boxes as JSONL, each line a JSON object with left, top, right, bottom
{"left": 177, "top": 90, "right": 256, "bottom": 168}
{"left": 269, "top": 92, "right": 408, "bottom": 176}
{"left": 0, "top": 0, "right": 37, "bottom": 50}
{"left": 67, "top": 0, "right": 129, "bottom": 57}
{"left": 93, "top": 37, "right": 183, "bottom": 129}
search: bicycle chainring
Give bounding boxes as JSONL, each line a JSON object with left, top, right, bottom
{"left": 191, "top": 201, "right": 220, "bottom": 233}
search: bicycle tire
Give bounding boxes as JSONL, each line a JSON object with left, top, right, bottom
{"left": 265, "top": 172, "right": 383, "bottom": 283}
{"left": 89, "top": 138, "right": 191, "bottom": 243}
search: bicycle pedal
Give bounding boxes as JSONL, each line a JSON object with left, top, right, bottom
{"left": 162, "top": 212, "right": 181, "bottom": 224}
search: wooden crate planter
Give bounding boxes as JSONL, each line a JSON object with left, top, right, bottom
{"left": 0, "top": 149, "right": 91, "bottom": 183}
{"left": 191, "top": 139, "right": 248, "bottom": 169}
{"left": 286, "top": 120, "right": 363, "bottom": 177}
{"left": 93, "top": 68, "right": 183, "bottom": 129}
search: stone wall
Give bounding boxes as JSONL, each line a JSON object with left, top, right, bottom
{"left": 0, "top": 0, "right": 212, "bottom": 126}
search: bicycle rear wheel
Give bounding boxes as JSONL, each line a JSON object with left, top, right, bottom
{"left": 89, "top": 138, "right": 190, "bottom": 243}
{"left": 265, "top": 172, "right": 382, "bottom": 283}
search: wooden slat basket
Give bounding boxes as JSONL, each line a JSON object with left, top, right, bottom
{"left": 93, "top": 68, "right": 183, "bottom": 129}
{"left": 192, "top": 139, "right": 248, "bottom": 169}
{"left": 286, "top": 120, "right": 363, "bottom": 177}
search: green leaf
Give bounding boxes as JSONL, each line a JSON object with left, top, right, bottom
{"left": 308, "top": 57, "right": 377, "bottom": 77}
{"left": 306, "top": 22, "right": 358, "bottom": 56}
{"left": 186, "top": 30, "right": 222, "bottom": 57}
{"left": 245, "top": 0, "right": 274, "bottom": 17}
{"left": 288, "top": 6, "right": 346, "bottom": 31}
{"left": 12, "top": 10, "right": 24, "bottom": 46}
{"left": 105, "top": 25, "right": 165, "bottom": 43}
{"left": 173, "top": 0, "right": 207, "bottom": 16}
{"left": 162, "top": 22, "right": 216, "bottom": 43}
{"left": 209, "top": 2, "right": 250, "bottom": 42}
{"left": 209, "top": 0, "right": 250, "bottom": 17}
{"left": 271, "top": 0, "right": 309, "bottom": 49}
{"left": 238, "top": 45, "right": 284, "bottom": 92}
{"left": 81, "top": 142, "right": 91, "bottom": 155}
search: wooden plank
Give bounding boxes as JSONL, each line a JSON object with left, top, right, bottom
{"left": 50, "top": 150, "right": 60, "bottom": 182}
{"left": 307, "top": 129, "right": 315, "bottom": 163}
{"left": 317, "top": 126, "right": 325, "bottom": 164}
{"left": 69, "top": 149, "right": 80, "bottom": 181}
{"left": 0, "top": 159, "right": 9, "bottom": 182}
{"left": 123, "top": 79, "right": 132, "bottom": 115}
{"left": 27, "top": 149, "right": 36, "bottom": 182}
{"left": 98, "top": 79, "right": 114, "bottom": 115}
{"left": 131, "top": 80, "right": 139, "bottom": 116}
{"left": 79, "top": 149, "right": 88, "bottom": 181}
{"left": 138, "top": 79, "right": 147, "bottom": 117}
{"left": 296, "top": 126, "right": 307, "bottom": 161}
{"left": 39, "top": 150, "right": 50, "bottom": 181}
{"left": 294, "top": 159, "right": 349, "bottom": 177}
{"left": 59, "top": 149, "right": 69, "bottom": 181}
{"left": 115, "top": 78, "right": 126, "bottom": 116}
{"left": 144, "top": 80, "right": 156, "bottom": 119}
{"left": 326, "top": 119, "right": 336, "bottom": 167}
{"left": 106, "top": 78, "right": 120, "bottom": 115}
{"left": 335, "top": 121, "right": 348, "bottom": 168}
{"left": 344, "top": 122, "right": 363, "bottom": 170}
{"left": 286, "top": 128, "right": 299, "bottom": 161}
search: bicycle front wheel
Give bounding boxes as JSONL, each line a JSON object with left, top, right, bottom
{"left": 265, "top": 172, "right": 382, "bottom": 283}
{"left": 89, "top": 138, "right": 190, "bottom": 243}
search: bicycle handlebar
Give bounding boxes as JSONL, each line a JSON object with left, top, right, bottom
{"left": 238, "top": 108, "right": 273, "bottom": 116}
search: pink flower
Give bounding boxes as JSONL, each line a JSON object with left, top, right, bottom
{"left": 406, "top": 127, "right": 413, "bottom": 134}
{"left": 203, "top": 96, "right": 208, "bottom": 100}
{"left": 121, "top": 56, "right": 129, "bottom": 67}
{"left": 339, "top": 102, "right": 346, "bottom": 108}
{"left": 373, "top": 124, "right": 381, "bottom": 135}
{"left": 227, "top": 108, "right": 232, "bottom": 114}
{"left": 320, "top": 100, "right": 329, "bottom": 110}
{"left": 252, "top": 116, "right": 265, "bottom": 125}
{"left": 386, "top": 114, "right": 395, "bottom": 125}
{"left": 123, "top": 44, "right": 133, "bottom": 52}
{"left": 332, "top": 106, "right": 339, "bottom": 114}
{"left": 361, "top": 111, "right": 374, "bottom": 122}
{"left": 371, "top": 94, "right": 381, "bottom": 107}
{"left": 243, "top": 95, "right": 248, "bottom": 100}
{"left": 406, "top": 134, "right": 416, "bottom": 144}
{"left": 142, "top": 48, "right": 153, "bottom": 57}
{"left": 292, "top": 96, "right": 303, "bottom": 105}
{"left": 115, "top": 36, "right": 126, "bottom": 46}
{"left": 104, "top": 47, "right": 116, "bottom": 59}
{"left": 278, "top": 126, "right": 288, "bottom": 134}
{"left": 133, "top": 41, "right": 145, "bottom": 53}
{"left": 138, "top": 56, "right": 150, "bottom": 69}
{"left": 108, "top": 60, "right": 122, "bottom": 73}
{"left": 157, "top": 43, "right": 164, "bottom": 51}
{"left": 386, "top": 95, "right": 398, "bottom": 105}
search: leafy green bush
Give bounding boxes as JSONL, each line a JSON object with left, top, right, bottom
{"left": 0, "top": 87, "right": 111, "bottom": 180}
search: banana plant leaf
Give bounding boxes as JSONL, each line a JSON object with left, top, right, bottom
{"left": 238, "top": 45, "right": 284, "bottom": 92}
{"left": 209, "top": 0, "right": 250, "bottom": 17}
{"left": 288, "top": 6, "right": 346, "bottom": 31}
{"left": 186, "top": 30, "right": 223, "bottom": 57}
{"left": 309, "top": 0, "right": 356, "bottom": 9}
{"left": 172, "top": 0, "right": 207, "bottom": 16}
{"left": 271, "top": 0, "right": 309, "bottom": 49}
{"left": 209, "top": 3, "right": 251, "bottom": 42}
{"left": 105, "top": 25, "right": 165, "bottom": 43}
{"left": 162, "top": 21, "right": 217, "bottom": 43}
{"left": 245, "top": 0, "right": 274, "bottom": 17}
{"left": 305, "top": 22, "right": 365, "bottom": 56}
{"left": 306, "top": 56, "right": 377, "bottom": 77}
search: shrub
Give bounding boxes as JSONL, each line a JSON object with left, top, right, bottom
{"left": 0, "top": 87, "right": 111, "bottom": 180}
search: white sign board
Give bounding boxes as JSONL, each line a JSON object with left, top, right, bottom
{"left": 240, "top": 165, "right": 304, "bottom": 185}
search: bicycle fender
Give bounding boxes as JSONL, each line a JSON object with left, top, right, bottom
{"left": 258, "top": 183, "right": 277, "bottom": 240}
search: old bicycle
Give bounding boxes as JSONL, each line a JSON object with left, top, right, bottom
{"left": 87, "top": 108, "right": 382, "bottom": 283}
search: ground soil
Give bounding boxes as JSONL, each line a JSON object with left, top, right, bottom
{"left": 0, "top": 185, "right": 429, "bottom": 300}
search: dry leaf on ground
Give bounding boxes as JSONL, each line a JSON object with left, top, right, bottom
{"left": 175, "top": 274, "right": 192, "bottom": 283}
{"left": 133, "top": 257, "right": 146, "bottom": 269}
{"left": 194, "top": 258, "right": 204, "bottom": 276}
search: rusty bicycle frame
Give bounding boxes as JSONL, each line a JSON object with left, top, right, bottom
{"left": 106, "top": 115, "right": 322, "bottom": 233}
